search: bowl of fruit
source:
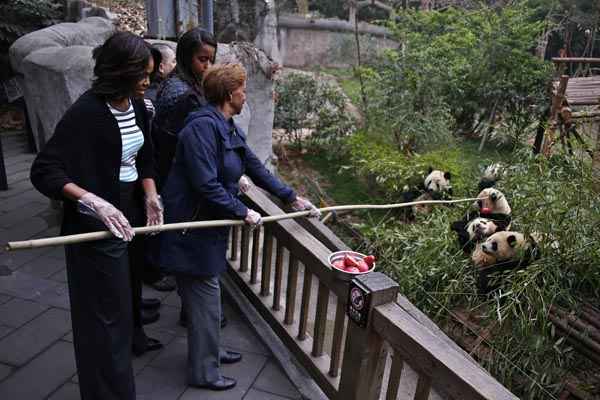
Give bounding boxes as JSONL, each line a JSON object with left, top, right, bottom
{"left": 328, "top": 251, "right": 376, "bottom": 281}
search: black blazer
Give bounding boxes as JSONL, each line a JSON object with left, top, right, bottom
{"left": 30, "top": 90, "right": 156, "bottom": 235}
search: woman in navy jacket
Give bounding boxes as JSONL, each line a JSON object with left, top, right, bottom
{"left": 156, "top": 63, "right": 319, "bottom": 391}
{"left": 30, "top": 32, "right": 163, "bottom": 400}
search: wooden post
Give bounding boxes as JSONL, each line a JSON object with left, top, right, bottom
{"left": 593, "top": 102, "right": 600, "bottom": 192}
{"left": 542, "top": 75, "right": 569, "bottom": 157}
{"left": 0, "top": 134, "right": 7, "bottom": 191}
{"left": 337, "top": 272, "right": 399, "bottom": 400}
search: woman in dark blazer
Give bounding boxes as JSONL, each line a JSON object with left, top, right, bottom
{"left": 156, "top": 63, "right": 320, "bottom": 391}
{"left": 30, "top": 32, "right": 163, "bottom": 400}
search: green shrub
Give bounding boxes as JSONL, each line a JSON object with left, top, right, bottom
{"left": 274, "top": 72, "right": 357, "bottom": 150}
{"left": 359, "top": 148, "right": 600, "bottom": 398}
{"left": 0, "top": 0, "right": 63, "bottom": 52}
{"left": 358, "top": 3, "right": 551, "bottom": 152}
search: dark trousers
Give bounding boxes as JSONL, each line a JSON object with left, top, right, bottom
{"left": 119, "top": 182, "right": 150, "bottom": 354}
{"left": 177, "top": 275, "right": 222, "bottom": 385}
{"left": 66, "top": 239, "right": 135, "bottom": 400}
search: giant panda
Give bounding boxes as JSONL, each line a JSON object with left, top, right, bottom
{"left": 477, "top": 163, "right": 504, "bottom": 192}
{"left": 451, "top": 187, "right": 512, "bottom": 252}
{"left": 402, "top": 168, "right": 452, "bottom": 219}
{"left": 471, "top": 231, "right": 539, "bottom": 293}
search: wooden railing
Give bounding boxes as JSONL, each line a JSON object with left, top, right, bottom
{"left": 227, "top": 186, "right": 518, "bottom": 400}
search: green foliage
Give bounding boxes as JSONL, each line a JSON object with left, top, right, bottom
{"left": 274, "top": 72, "right": 357, "bottom": 149}
{"left": 0, "top": 0, "right": 63, "bottom": 51}
{"left": 359, "top": 3, "right": 552, "bottom": 151}
{"left": 345, "top": 131, "right": 494, "bottom": 198}
{"left": 356, "top": 146, "right": 600, "bottom": 398}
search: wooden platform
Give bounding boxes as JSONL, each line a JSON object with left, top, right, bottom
{"left": 557, "top": 75, "right": 600, "bottom": 106}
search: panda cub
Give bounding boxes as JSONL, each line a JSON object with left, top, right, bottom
{"left": 411, "top": 168, "right": 453, "bottom": 215}
{"left": 471, "top": 231, "right": 536, "bottom": 268}
{"left": 451, "top": 188, "right": 511, "bottom": 252}
{"left": 477, "top": 163, "right": 504, "bottom": 192}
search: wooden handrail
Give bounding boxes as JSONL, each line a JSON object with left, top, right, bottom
{"left": 373, "top": 303, "right": 519, "bottom": 400}
{"left": 227, "top": 186, "right": 518, "bottom": 400}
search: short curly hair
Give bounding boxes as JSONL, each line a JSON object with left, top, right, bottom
{"left": 202, "top": 63, "right": 247, "bottom": 106}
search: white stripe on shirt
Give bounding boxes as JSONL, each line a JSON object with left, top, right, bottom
{"left": 107, "top": 101, "right": 144, "bottom": 182}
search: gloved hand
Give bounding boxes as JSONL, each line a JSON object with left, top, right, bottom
{"left": 291, "top": 196, "right": 321, "bottom": 218}
{"left": 244, "top": 209, "right": 262, "bottom": 228}
{"left": 145, "top": 194, "right": 164, "bottom": 227}
{"left": 238, "top": 175, "right": 251, "bottom": 194}
{"left": 144, "top": 98, "right": 155, "bottom": 118}
{"left": 78, "top": 192, "right": 135, "bottom": 241}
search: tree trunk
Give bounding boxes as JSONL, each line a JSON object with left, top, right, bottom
{"left": 296, "top": 0, "right": 308, "bottom": 16}
{"left": 348, "top": 0, "right": 357, "bottom": 24}
{"left": 231, "top": 0, "right": 240, "bottom": 24}
{"left": 593, "top": 121, "right": 600, "bottom": 192}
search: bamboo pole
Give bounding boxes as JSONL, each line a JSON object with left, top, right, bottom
{"left": 5, "top": 197, "right": 484, "bottom": 251}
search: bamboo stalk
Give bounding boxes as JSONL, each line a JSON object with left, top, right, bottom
{"left": 5, "top": 197, "right": 483, "bottom": 251}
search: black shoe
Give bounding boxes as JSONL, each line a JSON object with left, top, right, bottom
{"left": 141, "top": 309, "right": 160, "bottom": 325}
{"left": 141, "top": 298, "right": 161, "bottom": 310}
{"left": 152, "top": 275, "right": 176, "bottom": 292}
{"left": 221, "top": 313, "right": 228, "bottom": 329}
{"left": 133, "top": 337, "right": 163, "bottom": 357}
{"left": 220, "top": 350, "right": 242, "bottom": 364}
{"left": 194, "top": 377, "right": 237, "bottom": 391}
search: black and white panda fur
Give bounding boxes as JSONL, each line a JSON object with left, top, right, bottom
{"left": 451, "top": 187, "right": 512, "bottom": 252}
{"left": 478, "top": 163, "right": 504, "bottom": 192}
{"left": 471, "top": 231, "right": 540, "bottom": 293}
{"left": 402, "top": 168, "right": 452, "bottom": 219}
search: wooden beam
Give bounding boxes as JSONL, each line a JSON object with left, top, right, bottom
{"left": 373, "top": 303, "right": 519, "bottom": 400}
{"left": 552, "top": 57, "right": 600, "bottom": 64}
{"left": 542, "top": 75, "right": 569, "bottom": 157}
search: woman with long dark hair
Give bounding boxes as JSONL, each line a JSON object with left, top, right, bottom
{"left": 30, "top": 31, "right": 163, "bottom": 399}
{"left": 153, "top": 27, "right": 218, "bottom": 188}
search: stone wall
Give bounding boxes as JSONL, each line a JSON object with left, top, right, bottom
{"left": 9, "top": 17, "right": 116, "bottom": 151}
{"left": 273, "top": 14, "right": 398, "bottom": 69}
{"left": 10, "top": 19, "right": 277, "bottom": 166}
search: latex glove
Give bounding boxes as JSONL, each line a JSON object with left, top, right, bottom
{"left": 244, "top": 209, "right": 262, "bottom": 228}
{"left": 291, "top": 196, "right": 321, "bottom": 218}
{"left": 238, "top": 175, "right": 251, "bottom": 194}
{"left": 144, "top": 98, "right": 155, "bottom": 118}
{"left": 78, "top": 192, "right": 135, "bottom": 241}
{"left": 145, "top": 194, "right": 164, "bottom": 227}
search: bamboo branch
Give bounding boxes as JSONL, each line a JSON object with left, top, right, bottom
{"left": 5, "top": 197, "right": 484, "bottom": 251}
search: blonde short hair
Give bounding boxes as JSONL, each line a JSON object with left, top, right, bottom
{"left": 202, "top": 63, "right": 247, "bottom": 106}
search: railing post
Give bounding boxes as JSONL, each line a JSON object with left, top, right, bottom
{"left": 337, "top": 272, "right": 399, "bottom": 400}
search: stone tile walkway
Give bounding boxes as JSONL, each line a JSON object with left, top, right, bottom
{"left": 0, "top": 131, "right": 301, "bottom": 400}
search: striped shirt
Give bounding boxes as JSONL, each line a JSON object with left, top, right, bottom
{"left": 107, "top": 101, "right": 145, "bottom": 182}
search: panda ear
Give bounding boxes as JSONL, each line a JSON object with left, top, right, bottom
{"left": 443, "top": 171, "right": 451, "bottom": 180}
{"left": 507, "top": 235, "right": 517, "bottom": 247}
{"left": 427, "top": 166, "right": 433, "bottom": 174}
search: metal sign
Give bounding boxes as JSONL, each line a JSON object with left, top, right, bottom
{"left": 347, "top": 279, "right": 371, "bottom": 327}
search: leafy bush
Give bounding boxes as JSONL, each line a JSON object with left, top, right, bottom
{"left": 345, "top": 131, "right": 487, "bottom": 198}
{"left": 0, "top": 0, "right": 63, "bottom": 52}
{"left": 358, "top": 3, "right": 552, "bottom": 152}
{"left": 357, "top": 147, "right": 600, "bottom": 398}
{"left": 274, "top": 72, "right": 357, "bottom": 149}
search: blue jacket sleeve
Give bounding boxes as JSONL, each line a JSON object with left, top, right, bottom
{"left": 180, "top": 119, "right": 248, "bottom": 219}
{"left": 244, "top": 144, "right": 296, "bottom": 204}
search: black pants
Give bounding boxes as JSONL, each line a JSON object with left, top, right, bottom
{"left": 66, "top": 239, "right": 135, "bottom": 400}
{"left": 119, "top": 182, "right": 150, "bottom": 354}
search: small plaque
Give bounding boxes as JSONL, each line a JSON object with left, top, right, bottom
{"left": 347, "top": 279, "right": 371, "bottom": 327}
{"left": 2, "top": 78, "right": 23, "bottom": 103}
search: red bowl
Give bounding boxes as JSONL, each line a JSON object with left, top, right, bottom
{"left": 328, "top": 250, "right": 376, "bottom": 281}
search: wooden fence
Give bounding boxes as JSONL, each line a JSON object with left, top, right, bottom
{"left": 227, "top": 186, "right": 518, "bottom": 400}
